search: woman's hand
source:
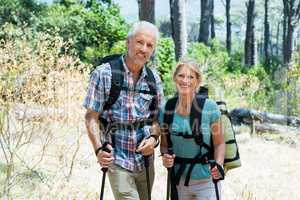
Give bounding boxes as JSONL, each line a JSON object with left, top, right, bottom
{"left": 209, "top": 162, "right": 224, "bottom": 180}
{"left": 162, "top": 153, "right": 176, "bottom": 168}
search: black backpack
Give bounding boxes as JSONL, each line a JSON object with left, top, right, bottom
{"left": 95, "top": 54, "right": 159, "bottom": 133}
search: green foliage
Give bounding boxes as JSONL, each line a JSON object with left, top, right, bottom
{"left": 158, "top": 20, "right": 172, "bottom": 38}
{"left": 38, "top": 1, "right": 128, "bottom": 64}
{"left": 0, "top": 0, "right": 46, "bottom": 27}
{"left": 227, "top": 51, "right": 244, "bottom": 72}
{"left": 156, "top": 38, "right": 176, "bottom": 97}
{"left": 187, "top": 39, "right": 229, "bottom": 82}
{"left": 290, "top": 48, "right": 300, "bottom": 78}
{"left": 286, "top": 48, "right": 300, "bottom": 115}
{"left": 110, "top": 40, "right": 126, "bottom": 54}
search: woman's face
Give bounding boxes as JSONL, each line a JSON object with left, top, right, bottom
{"left": 174, "top": 65, "right": 200, "bottom": 96}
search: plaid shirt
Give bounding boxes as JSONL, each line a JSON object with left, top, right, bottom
{"left": 83, "top": 56, "right": 163, "bottom": 172}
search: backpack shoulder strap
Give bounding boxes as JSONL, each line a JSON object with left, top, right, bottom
{"left": 145, "top": 67, "right": 159, "bottom": 120}
{"left": 163, "top": 97, "right": 178, "bottom": 148}
{"left": 198, "top": 86, "right": 209, "bottom": 98}
{"left": 190, "top": 95, "right": 207, "bottom": 146}
{"left": 145, "top": 66, "right": 157, "bottom": 96}
{"left": 102, "top": 55, "right": 124, "bottom": 111}
{"left": 95, "top": 54, "right": 122, "bottom": 67}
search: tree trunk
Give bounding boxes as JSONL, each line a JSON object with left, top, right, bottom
{"left": 276, "top": 21, "right": 280, "bottom": 56}
{"left": 281, "top": 0, "right": 300, "bottom": 117}
{"left": 170, "top": 0, "right": 187, "bottom": 61}
{"left": 285, "top": 19, "right": 294, "bottom": 64}
{"left": 229, "top": 108, "right": 300, "bottom": 127}
{"left": 282, "top": 2, "right": 287, "bottom": 62}
{"left": 198, "top": 0, "right": 212, "bottom": 45}
{"left": 264, "top": 0, "right": 270, "bottom": 67}
{"left": 244, "top": 0, "right": 255, "bottom": 66}
{"left": 270, "top": 27, "right": 273, "bottom": 57}
{"left": 226, "top": 0, "right": 232, "bottom": 54}
{"left": 282, "top": 0, "right": 300, "bottom": 65}
{"left": 210, "top": 0, "right": 215, "bottom": 39}
{"left": 137, "top": 0, "right": 155, "bottom": 24}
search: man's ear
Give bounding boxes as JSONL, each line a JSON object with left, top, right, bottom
{"left": 126, "top": 38, "right": 129, "bottom": 47}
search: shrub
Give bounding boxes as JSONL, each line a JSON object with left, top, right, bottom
{"left": 156, "top": 38, "right": 176, "bottom": 97}
{"left": 0, "top": 23, "right": 88, "bottom": 106}
{"left": 37, "top": 1, "right": 128, "bottom": 64}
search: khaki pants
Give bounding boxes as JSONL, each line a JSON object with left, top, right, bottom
{"left": 108, "top": 163, "right": 154, "bottom": 200}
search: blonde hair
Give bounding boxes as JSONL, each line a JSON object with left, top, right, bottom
{"left": 173, "top": 59, "right": 202, "bottom": 91}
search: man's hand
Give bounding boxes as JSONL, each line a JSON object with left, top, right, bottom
{"left": 136, "top": 137, "right": 156, "bottom": 156}
{"left": 96, "top": 144, "right": 114, "bottom": 168}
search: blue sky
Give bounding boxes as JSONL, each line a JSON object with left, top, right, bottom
{"left": 37, "top": 0, "right": 228, "bottom": 23}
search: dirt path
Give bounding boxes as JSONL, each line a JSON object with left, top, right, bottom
{"left": 222, "top": 135, "right": 300, "bottom": 200}
{"left": 2, "top": 115, "right": 299, "bottom": 200}
{"left": 75, "top": 134, "right": 300, "bottom": 200}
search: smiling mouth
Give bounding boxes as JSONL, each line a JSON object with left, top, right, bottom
{"left": 179, "top": 85, "right": 191, "bottom": 88}
{"left": 137, "top": 53, "right": 146, "bottom": 59}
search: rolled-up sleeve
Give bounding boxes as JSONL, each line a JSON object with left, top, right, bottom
{"left": 83, "top": 65, "right": 111, "bottom": 113}
{"left": 209, "top": 100, "right": 221, "bottom": 124}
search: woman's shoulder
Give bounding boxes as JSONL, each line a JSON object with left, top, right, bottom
{"left": 204, "top": 98, "right": 218, "bottom": 106}
{"left": 204, "top": 98, "right": 219, "bottom": 111}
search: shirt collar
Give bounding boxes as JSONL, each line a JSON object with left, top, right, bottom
{"left": 121, "top": 55, "right": 148, "bottom": 79}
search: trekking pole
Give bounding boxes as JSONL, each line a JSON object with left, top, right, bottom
{"left": 212, "top": 177, "right": 220, "bottom": 200}
{"left": 166, "top": 148, "right": 173, "bottom": 200}
{"left": 144, "top": 155, "right": 151, "bottom": 200}
{"left": 100, "top": 142, "right": 111, "bottom": 200}
{"left": 208, "top": 160, "right": 225, "bottom": 200}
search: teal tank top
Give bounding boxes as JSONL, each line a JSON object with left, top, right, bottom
{"left": 159, "top": 99, "right": 221, "bottom": 180}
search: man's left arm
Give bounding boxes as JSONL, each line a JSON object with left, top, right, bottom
{"left": 136, "top": 68, "right": 164, "bottom": 155}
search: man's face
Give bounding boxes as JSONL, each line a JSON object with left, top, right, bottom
{"left": 126, "top": 28, "right": 156, "bottom": 68}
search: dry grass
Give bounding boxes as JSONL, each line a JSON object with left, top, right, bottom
{"left": 1, "top": 75, "right": 300, "bottom": 200}
{"left": 2, "top": 103, "right": 300, "bottom": 200}
{"left": 1, "top": 26, "right": 299, "bottom": 199}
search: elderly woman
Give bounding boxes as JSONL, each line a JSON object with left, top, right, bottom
{"left": 160, "top": 59, "right": 225, "bottom": 200}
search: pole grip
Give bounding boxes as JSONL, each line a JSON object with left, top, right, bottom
{"left": 166, "top": 148, "right": 174, "bottom": 171}
{"left": 208, "top": 160, "right": 225, "bottom": 182}
{"left": 101, "top": 142, "right": 111, "bottom": 172}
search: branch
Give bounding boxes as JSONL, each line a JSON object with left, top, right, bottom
{"left": 229, "top": 108, "right": 300, "bottom": 127}
{"left": 0, "top": 134, "right": 9, "bottom": 164}
{"left": 66, "top": 131, "right": 83, "bottom": 181}
{"left": 14, "top": 152, "right": 51, "bottom": 188}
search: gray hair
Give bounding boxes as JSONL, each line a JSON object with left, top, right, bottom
{"left": 127, "top": 21, "right": 159, "bottom": 43}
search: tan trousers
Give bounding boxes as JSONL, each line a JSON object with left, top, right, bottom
{"left": 108, "top": 163, "right": 154, "bottom": 200}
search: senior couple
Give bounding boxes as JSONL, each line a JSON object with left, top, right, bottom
{"left": 84, "top": 21, "right": 225, "bottom": 200}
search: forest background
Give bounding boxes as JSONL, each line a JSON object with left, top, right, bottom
{"left": 1, "top": 0, "right": 300, "bottom": 199}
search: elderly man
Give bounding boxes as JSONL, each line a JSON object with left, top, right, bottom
{"left": 84, "top": 21, "right": 163, "bottom": 200}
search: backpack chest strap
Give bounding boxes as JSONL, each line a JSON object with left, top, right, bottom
{"left": 173, "top": 132, "right": 194, "bottom": 139}
{"left": 173, "top": 151, "right": 211, "bottom": 186}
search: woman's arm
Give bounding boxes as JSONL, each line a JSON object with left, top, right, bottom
{"left": 160, "top": 131, "right": 175, "bottom": 168}
{"left": 211, "top": 119, "right": 225, "bottom": 165}
{"left": 160, "top": 131, "right": 168, "bottom": 155}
